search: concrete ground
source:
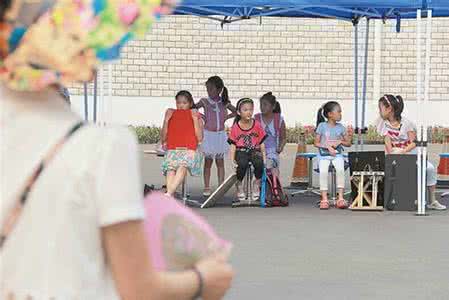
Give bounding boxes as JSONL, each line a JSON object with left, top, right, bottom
{"left": 140, "top": 144, "right": 449, "bottom": 300}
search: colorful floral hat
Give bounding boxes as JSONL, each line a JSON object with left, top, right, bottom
{"left": 0, "top": 0, "right": 176, "bottom": 91}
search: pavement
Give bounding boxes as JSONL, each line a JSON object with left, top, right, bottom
{"left": 140, "top": 144, "right": 449, "bottom": 300}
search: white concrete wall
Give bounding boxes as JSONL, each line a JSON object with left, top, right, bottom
{"left": 71, "top": 95, "right": 449, "bottom": 127}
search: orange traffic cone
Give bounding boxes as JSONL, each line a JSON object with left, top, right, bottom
{"left": 289, "top": 133, "right": 308, "bottom": 188}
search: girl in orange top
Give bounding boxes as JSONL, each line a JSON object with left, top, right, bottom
{"left": 161, "top": 91, "right": 204, "bottom": 196}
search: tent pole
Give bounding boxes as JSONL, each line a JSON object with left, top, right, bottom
{"left": 361, "top": 18, "right": 370, "bottom": 150}
{"left": 354, "top": 21, "right": 359, "bottom": 151}
{"left": 98, "top": 65, "right": 104, "bottom": 126}
{"left": 93, "top": 72, "right": 98, "bottom": 124}
{"left": 83, "top": 82, "right": 88, "bottom": 121}
{"left": 416, "top": 9, "right": 424, "bottom": 216}
{"left": 108, "top": 64, "right": 113, "bottom": 125}
{"left": 421, "top": 9, "right": 432, "bottom": 215}
{"left": 373, "top": 20, "right": 382, "bottom": 104}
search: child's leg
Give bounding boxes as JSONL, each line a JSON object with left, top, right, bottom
{"left": 215, "top": 157, "right": 225, "bottom": 185}
{"left": 165, "top": 170, "right": 177, "bottom": 196}
{"left": 250, "top": 152, "right": 264, "bottom": 200}
{"left": 319, "top": 159, "right": 331, "bottom": 199}
{"left": 332, "top": 157, "right": 346, "bottom": 200}
{"left": 235, "top": 151, "right": 249, "bottom": 198}
{"left": 426, "top": 162, "right": 446, "bottom": 209}
{"left": 166, "top": 166, "right": 188, "bottom": 196}
{"left": 203, "top": 157, "right": 213, "bottom": 194}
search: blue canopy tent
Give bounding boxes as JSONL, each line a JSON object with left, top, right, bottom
{"left": 86, "top": 1, "right": 449, "bottom": 214}
{"left": 171, "top": 0, "right": 449, "bottom": 215}
{"left": 175, "top": 1, "right": 449, "bottom": 21}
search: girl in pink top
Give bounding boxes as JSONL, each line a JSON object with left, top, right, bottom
{"left": 229, "top": 98, "right": 267, "bottom": 202}
{"left": 196, "top": 76, "right": 237, "bottom": 196}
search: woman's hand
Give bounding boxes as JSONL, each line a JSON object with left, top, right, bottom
{"left": 195, "top": 253, "right": 234, "bottom": 300}
{"left": 232, "top": 161, "right": 238, "bottom": 170}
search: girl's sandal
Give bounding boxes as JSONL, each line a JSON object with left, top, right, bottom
{"left": 320, "top": 200, "right": 330, "bottom": 210}
{"left": 203, "top": 188, "right": 212, "bottom": 197}
{"left": 336, "top": 199, "right": 348, "bottom": 209}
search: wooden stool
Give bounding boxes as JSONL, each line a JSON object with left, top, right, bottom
{"left": 350, "top": 171, "right": 384, "bottom": 211}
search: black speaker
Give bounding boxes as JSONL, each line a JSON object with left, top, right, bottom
{"left": 348, "top": 151, "right": 385, "bottom": 174}
{"left": 348, "top": 151, "right": 385, "bottom": 205}
{"left": 384, "top": 155, "right": 418, "bottom": 211}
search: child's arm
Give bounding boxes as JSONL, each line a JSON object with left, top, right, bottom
{"left": 403, "top": 130, "right": 417, "bottom": 153}
{"left": 230, "top": 144, "right": 237, "bottom": 169}
{"left": 260, "top": 143, "right": 267, "bottom": 165}
{"left": 225, "top": 103, "right": 237, "bottom": 120}
{"left": 277, "top": 120, "right": 287, "bottom": 153}
{"left": 195, "top": 99, "right": 205, "bottom": 110}
{"left": 384, "top": 136, "right": 393, "bottom": 154}
{"left": 192, "top": 110, "right": 203, "bottom": 143}
{"left": 160, "top": 109, "right": 174, "bottom": 144}
{"left": 314, "top": 133, "right": 336, "bottom": 156}
{"left": 341, "top": 125, "right": 354, "bottom": 147}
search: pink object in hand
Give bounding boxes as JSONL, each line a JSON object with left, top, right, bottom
{"left": 143, "top": 192, "right": 231, "bottom": 271}
{"left": 119, "top": 4, "right": 140, "bottom": 25}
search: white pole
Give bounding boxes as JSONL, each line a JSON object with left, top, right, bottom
{"left": 373, "top": 20, "right": 382, "bottom": 103}
{"left": 421, "top": 9, "right": 432, "bottom": 214}
{"left": 107, "top": 64, "right": 113, "bottom": 125}
{"left": 99, "top": 65, "right": 105, "bottom": 126}
{"left": 354, "top": 22, "right": 360, "bottom": 151}
{"left": 416, "top": 9, "right": 424, "bottom": 215}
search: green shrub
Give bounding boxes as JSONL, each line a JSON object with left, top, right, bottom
{"left": 130, "top": 126, "right": 161, "bottom": 144}
{"left": 129, "top": 125, "right": 449, "bottom": 145}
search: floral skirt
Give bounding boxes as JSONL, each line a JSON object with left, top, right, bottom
{"left": 162, "top": 149, "right": 203, "bottom": 177}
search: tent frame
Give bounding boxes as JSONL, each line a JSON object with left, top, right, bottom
{"left": 84, "top": 5, "right": 435, "bottom": 216}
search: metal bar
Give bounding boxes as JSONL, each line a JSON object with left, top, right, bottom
{"left": 421, "top": 9, "right": 432, "bottom": 215}
{"left": 83, "top": 82, "right": 88, "bottom": 121}
{"left": 416, "top": 9, "right": 424, "bottom": 215}
{"left": 319, "top": 5, "right": 382, "bottom": 18}
{"left": 361, "top": 18, "right": 370, "bottom": 149}
{"left": 354, "top": 22, "right": 359, "bottom": 150}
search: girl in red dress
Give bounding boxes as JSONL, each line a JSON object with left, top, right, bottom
{"left": 161, "top": 91, "right": 203, "bottom": 197}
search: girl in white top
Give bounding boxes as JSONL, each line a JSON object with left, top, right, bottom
{"left": 377, "top": 94, "right": 446, "bottom": 210}
{"left": 0, "top": 1, "right": 233, "bottom": 299}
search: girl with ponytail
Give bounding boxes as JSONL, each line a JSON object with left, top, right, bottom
{"left": 196, "top": 76, "right": 237, "bottom": 196}
{"left": 254, "top": 92, "right": 286, "bottom": 177}
{"left": 314, "top": 101, "right": 354, "bottom": 210}
{"left": 377, "top": 94, "right": 446, "bottom": 210}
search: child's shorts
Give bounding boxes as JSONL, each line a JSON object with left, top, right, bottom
{"left": 162, "top": 149, "right": 203, "bottom": 177}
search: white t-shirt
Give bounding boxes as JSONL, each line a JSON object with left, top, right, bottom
{"left": 376, "top": 117, "right": 417, "bottom": 153}
{"left": 0, "top": 87, "right": 145, "bottom": 299}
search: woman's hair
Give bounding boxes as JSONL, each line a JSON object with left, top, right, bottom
{"left": 260, "top": 92, "right": 281, "bottom": 114}
{"left": 175, "top": 90, "right": 196, "bottom": 109}
{"left": 378, "top": 94, "right": 404, "bottom": 121}
{"left": 234, "top": 98, "right": 254, "bottom": 124}
{"left": 206, "top": 76, "right": 230, "bottom": 106}
{"left": 316, "top": 101, "right": 341, "bottom": 128}
{"left": 0, "top": 0, "right": 12, "bottom": 21}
